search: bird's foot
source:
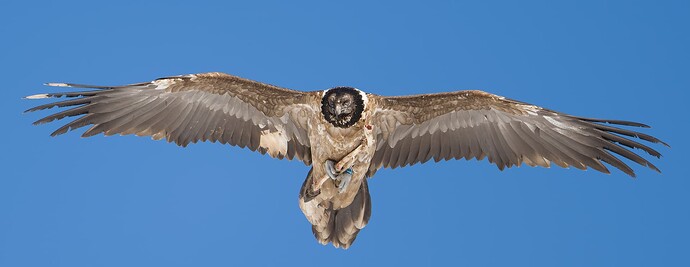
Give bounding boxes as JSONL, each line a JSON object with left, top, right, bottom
{"left": 324, "top": 160, "right": 354, "bottom": 193}
{"left": 337, "top": 169, "right": 353, "bottom": 193}
{"left": 325, "top": 160, "right": 338, "bottom": 180}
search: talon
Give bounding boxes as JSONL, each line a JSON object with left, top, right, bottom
{"left": 325, "top": 160, "right": 338, "bottom": 180}
{"left": 337, "top": 169, "right": 353, "bottom": 193}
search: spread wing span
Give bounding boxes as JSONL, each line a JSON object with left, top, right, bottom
{"left": 369, "top": 90, "right": 667, "bottom": 177}
{"left": 25, "top": 72, "right": 315, "bottom": 165}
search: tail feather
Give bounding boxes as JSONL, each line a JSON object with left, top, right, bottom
{"left": 315, "top": 179, "right": 371, "bottom": 249}
{"left": 299, "top": 170, "right": 371, "bottom": 249}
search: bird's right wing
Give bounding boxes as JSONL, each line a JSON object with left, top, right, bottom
{"left": 25, "top": 72, "right": 318, "bottom": 165}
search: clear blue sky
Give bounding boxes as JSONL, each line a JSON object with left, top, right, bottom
{"left": 1, "top": 1, "right": 688, "bottom": 266}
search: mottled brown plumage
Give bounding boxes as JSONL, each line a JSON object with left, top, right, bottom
{"left": 25, "top": 72, "right": 667, "bottom": 249}
{"left": 368, "top": 91, "right": 667, "bottom": 176}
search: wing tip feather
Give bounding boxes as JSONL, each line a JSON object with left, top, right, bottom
{"left": 45, "top": 82, "right": 71, "bottom": 87}
{"left": 24, "top": 93, "right": 52, "bottom": 100}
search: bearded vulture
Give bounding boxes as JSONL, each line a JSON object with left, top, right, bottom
{"left": 25, "top": 72, "right": 667, "bottom": 249}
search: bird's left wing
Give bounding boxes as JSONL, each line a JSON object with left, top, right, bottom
{"left": 26, "top": 72, "right": 317, "bottom": 165}
{"left": 367, "top": 90, "right": 667, "bottom": 177}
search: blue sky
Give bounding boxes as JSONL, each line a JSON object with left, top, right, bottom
{"left": 1, "top": 0, "right": 688, "bottom": 266}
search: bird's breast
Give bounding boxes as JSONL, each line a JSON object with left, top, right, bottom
{"left": 313, "top": 123, "right": 364, "bottom": 159}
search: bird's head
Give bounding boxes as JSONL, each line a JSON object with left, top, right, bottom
{"left": 321, "top": 87, "right": 365, "bottom": 128}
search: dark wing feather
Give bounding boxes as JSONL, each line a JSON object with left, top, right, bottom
{"left": 369, "top": 90, "right": 667, "bottom": 177}
{"left": 25, "top": 72, "right": 316, "bottom": 165}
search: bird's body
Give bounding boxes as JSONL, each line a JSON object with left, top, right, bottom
{"left": 25, "top": 72, "right": 667, "bottom": 249}
{"left": 305, "top": 113, "right": 373, "bottom": 209}
{"left": 300, "top": 90, "right": 377, "bottom": 247}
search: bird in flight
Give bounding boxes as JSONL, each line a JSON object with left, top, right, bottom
{"left": 25, "top": 72, "right": 667, "bottom": 249}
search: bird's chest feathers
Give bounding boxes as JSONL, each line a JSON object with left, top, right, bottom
{"left": 314, "top": 122, "right": 366, "bottom": 158}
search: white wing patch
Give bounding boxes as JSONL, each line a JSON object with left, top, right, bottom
{"left": 25, "top": 93, "right": 50, "bottom": 99}
{"left": 44, "top": 83, "right": 70, "bottom": 87}
{"left": 259, "top": 129, "right": 288, "bottom": 157}
{"left": 519, "top": 104, "right": 542, "bottom": 116}
{"left": 152, "top": 79, "right": 176, "bottom": 90}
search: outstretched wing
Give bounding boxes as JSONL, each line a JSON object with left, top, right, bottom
{"left": 25, "top": 72, "right": 317, "bottom": 165}
{"left": 368, "top": 90, "right": 667, "bottom": 177}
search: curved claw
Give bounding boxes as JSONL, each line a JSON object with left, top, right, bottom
{"left": 337, "top": 171, "right": 352, "bottom": 193}
{"left": 325, "top": 160, "right": 338, "bottom": 180}
{"left": 324, "top": 160, "right": 354, "bottom": 193}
